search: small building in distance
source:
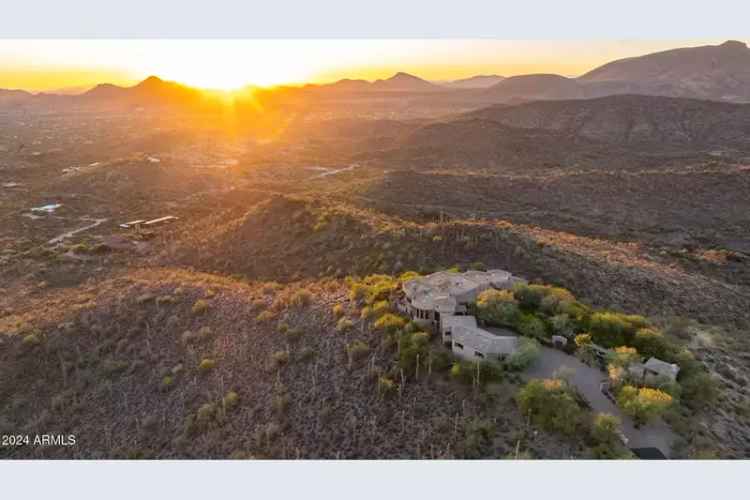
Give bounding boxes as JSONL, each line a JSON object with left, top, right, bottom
{"left": 400, "top": 269, "right": 525, "bottom": 361}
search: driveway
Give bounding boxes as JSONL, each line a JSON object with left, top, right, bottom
{"left": 489, "top": 328, "right": 676, "bottom": 457}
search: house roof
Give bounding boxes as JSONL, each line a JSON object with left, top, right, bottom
{"left": 403, "top": 269, "right": 523, "bottom": 311}
{"left": 441, "top": 315, "right": 478, "bottom": 330}
{"left": 452, "top": 325, "right": 518, "bottom": 355}
{"left": 644, "top": 357, "right": 680, "bottom": 379}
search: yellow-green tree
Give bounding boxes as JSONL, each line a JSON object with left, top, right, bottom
{"left": 616, "top": 385, "right": 673, "bottom": 426}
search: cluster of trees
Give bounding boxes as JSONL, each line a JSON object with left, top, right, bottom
{"left": 477, "top": 282, "right": 718, "bottom": 412}
{"left": 516, "top": 378, "right": 583, "bottom": 435}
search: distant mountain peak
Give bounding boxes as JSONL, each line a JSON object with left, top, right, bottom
{"left": 719, "top": 40, "right": 747, "bottom": 49}
{"left": 388, "top": 72, "right": 422, "bottom": 81}
{"left": 137, "top": 75, "right": 165, "bottom": 87}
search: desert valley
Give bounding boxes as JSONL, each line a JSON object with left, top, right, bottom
{"left": 1, "top": 40, "right": 749, "bottom": 459}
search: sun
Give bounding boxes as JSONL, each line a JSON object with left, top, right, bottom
{"left": 136, "top": 40, "right": 316, "bottom": 90}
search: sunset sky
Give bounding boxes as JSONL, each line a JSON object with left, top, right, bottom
{"left": 0, "top": 39, "right": 728, "bottom": 92}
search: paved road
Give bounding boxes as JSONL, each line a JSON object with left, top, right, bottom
{"left": 489, "top": 328, "right": 676, "bottom": 456}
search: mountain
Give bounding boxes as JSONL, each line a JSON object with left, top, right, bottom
{"left": 580, "top": 40, "right": 750, "bottom": 101}
{"left": 441, "top": 75, "right": 505, "bottom": 89}
{"left": 317, "top": 72, "right": 443, "bottom": 93}
{"left": 81, "top": 76, "right": 209, "bottom": 107}
{"left": 484, "top": 74, "right": 585, "bottom": 101}
{"left": 393, "top": 95, "right": 750, "bottom": 168}
{"left": 466, "top": 94, "right": 750, "bottom": 147}
{"left": 0, "top": 88, "right": 34, "bottom": 107}
{"left": 371, "top": 72, "right": 442, "bottom": 92}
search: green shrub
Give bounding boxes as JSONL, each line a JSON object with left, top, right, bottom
{"left": 161, "top": 375, "right": 175, "bottom": 390}
{"left": 591, "top": 413, "right": 622, "bottom": 446}
{"left": 476, "top": 289, "right": 521, "bottom": 327}
{"left": 513, "top": 283, "right": 547, "bottom": 310}
{"left": 346, "top": 340, "right": 371, "bottom": 362}
{"left": 517, "top": 314, "right": 548, "bottom": 339}
{"left": 450, "top": 360, "right": 504, "bottom": 386}
{"left": 196, "top": 403, "right": 216, "bottom": 426}
{"left": 198, "top": 358, "right": 216, "bottom": 373}
{"left": 223, "top": 391, "right": 239, "bottom": 410}
{"left": 397, "top": 331, "right": 429, "bottom": 374}
{"left": 507, "top": 337, "right": 541, "bottom": 371}
{"left": 632, "top": 328, "right": 675, "bottom": 361}
{"left": 22, "top": 333, "right": 42, "bottom": 346}
{"left": 336, "top": 317, "right": 354, "bottom": 332}
{"left": 549, "top": 314, "right": 574, "bottom": 337}
{"left": 589, "top": 312, "right": 635, "bottom": 347}
{"left": 516, "top": 378, "right": 583, "bottom": 436}
{"left": 680, "top": 371, "right": 719, "bottom": 409}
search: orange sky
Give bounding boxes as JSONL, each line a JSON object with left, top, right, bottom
{"left": 0, "top": 39, "right": 730, "bottom": 92}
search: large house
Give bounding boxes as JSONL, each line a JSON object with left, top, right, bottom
{"left": 399, "top": 270, "right": 525, "bottom": 361}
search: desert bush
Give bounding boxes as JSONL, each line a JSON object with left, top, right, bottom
{"left": 347, "top": 274, "right": 399, "bottom": 305}
{"left": 588, "top": 312, "right": 636, "bottom": 347}
{"left": 256, "top": 310, "right": 275, "bottom": 322}
{"left": 223, "top": 391, "right": 239, "bottom": 411}
{"left": 632, "top": 328, "right": 674, "bottom": 361}
{"left": 549, "top": 314, "right": 574, "bottom": 337}
{"left": 192, "top": 299, "right": 210, "bottom": 315}
{"left": 196, "top": 403, "right": 216, "bottom": 428}
{"left": 161, "top": 376, "right": 175, "bottom": 391}
{"left": 607, "top": 346, "right": 640, "bottom": 368}
{"left": 198, "top": 358, "right": 216, "bottom": 374}
{"left": 476, "top": 289, "right": 521, "bottom": 327}
{"left": 374, "top": 313, "right": 406, "bottom": 334}
{"left": 332, "top": 304, "right": 345, "bottom": 318}
{"left": 516, "top": 314, "right": 548, "bottom": 339}
{"left": 272, "top": 393, "right": 290, "bottom": 414}
{"left": 589, "top": 413, "right": 630, "bottom": 459}
{"left": 680, "top": 371, "right": 719, "bottom": 409}
{"left": 289, "top": 289, "right": 313, "bottom": 308}
{"left": 397, "top": 331, "right": 429, "bottom": 374}
{"left": 512, "top": 283, "right": 547, "bottom": 310}
{"left": 271, "top": 351, "right": 290, "bottom": 368}
{"left": 371, "top": 300, "right": 391, "bottom": 318}
{"left": 516, "top": 378, "right": 583, "bottom": 436}
{"left": 616, "top": 385, "right": 673, "bottom": 426}
{"left": 22, "top": 332, "right": 42, "bottom": 347}
{"left": 450, "top": 360, "right": 504, "bottom": 386}
{"left": 506, "top": 337, "right": 540, "bottom": 371}
{"left": 377, "top": 376, "right": 397, "bottom": 398}
{"left": 336, "top": 317, "right": 354, "bottom": 333}
{"left": 591, "top": 413, "right": 622, "bottom": 446}
{"left": 346, "top": 340, "right": 371, "bottom": 362}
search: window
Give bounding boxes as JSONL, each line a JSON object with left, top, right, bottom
{"left": 454, "top": 342, "right": 464, "bottom": 349}
{"left": 474, "top": 351, "right": 485, "bottom": 359}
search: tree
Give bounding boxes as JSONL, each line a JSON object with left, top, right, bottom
{"left": 373, "top": 313, "right": 406, "bottom": 334}
{"left": 591, "top": 413, "right": 622, "bottom": 446}
{"left": 607, "top": 346, "right": 640, "bottom": 368}
{"left": 680, "top": 372, "right": 719, "bottom": 409}
{"left": 476, "top": 289, "right": 521, "bottom": 327}
{"left": 507, "top": 337, "right": 540, "bottom": 371}
{"left": 517, "top": 379, "right": 583, "bottom": 436}
{"left": 616, "top": 385, "right": 673, "bottom": 426}
{"left": 517, "top": 314, "right": 548, "bottom": 339}
{"left": 632, "top": 327, "right": 674, "bottom": 360}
